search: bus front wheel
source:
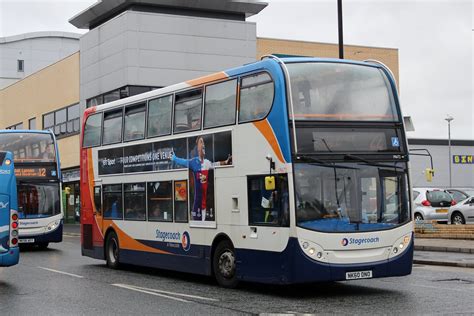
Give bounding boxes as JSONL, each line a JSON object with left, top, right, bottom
{"left": 213, "top": 240, "right": 238, "bottom": 288}
{"left": 105, "top": 231, "right": 120, "bottom": 269}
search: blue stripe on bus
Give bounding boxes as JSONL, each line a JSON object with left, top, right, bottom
{"left": 225, "top": 59, "right": 292, "bottom": 163}
{"left": 110, "top": 236, "right": 412, "bottom": 284}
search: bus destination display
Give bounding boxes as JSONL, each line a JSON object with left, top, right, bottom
{"left": 15, "top": 166, "right": 56, "bottom": 178}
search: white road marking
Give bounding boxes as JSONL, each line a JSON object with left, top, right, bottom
{"left": 112, "top": 284, "right": 190, "bottom": 303}
{"left": 130, "top": 284, "right": 219, "bottom": 302}
{"left": 38, "top": 267, "right": 84, "bottom": 278}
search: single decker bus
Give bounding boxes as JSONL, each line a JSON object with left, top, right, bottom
{"left": 0, "top": 151, "right": 20, "bottom": 266}
{"left": 80, "top": 56, "right": 413, "bottom": 287}
{"left": 0, "top": 130, "right": 63, "bottom": 249}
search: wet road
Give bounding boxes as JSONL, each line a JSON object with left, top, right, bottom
{"left": 1, "top": 234, "right": 473, "bottom": 315}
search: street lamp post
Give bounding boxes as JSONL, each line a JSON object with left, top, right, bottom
{"left": 445, "top": 115, "right": 453, "bottom": 187}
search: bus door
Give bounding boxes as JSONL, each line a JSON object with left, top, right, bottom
{"left": 244, "top": 174, "right": 290, "bottom": 279}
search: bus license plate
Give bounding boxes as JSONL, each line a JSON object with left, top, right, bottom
{"left": 19, "top": 238, "right": 35, "bottom": 243}
{"left": 346, "top": 270, "right": 372, "bottom": 280}
{"left": 436, "top": 209, "right": 448, "bottom": 213}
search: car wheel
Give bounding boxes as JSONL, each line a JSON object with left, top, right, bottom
{"left": 105, "top": 231, "right": 120, "bottom": 269}
{"left": 213, "top": 240, "right": 238, "bottom": 288}
{"left": 414, "top": 213, "right": 424, "bottom": 221}
{"left": 451, "top": 212, "right": 465, "bottom": 225}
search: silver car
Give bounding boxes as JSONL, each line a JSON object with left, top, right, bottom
{"left": 413, "top": 188, "right": 455, "bottom": 222}
{"left": 448, "top": 196, "right": 474, "bottom": 224}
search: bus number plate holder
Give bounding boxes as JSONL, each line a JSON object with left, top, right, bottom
{"left": 345, "top": 270, "right": 372, "bottom": 280}
{"left": 19, "top": 238, "right": 35, "bottom": 244}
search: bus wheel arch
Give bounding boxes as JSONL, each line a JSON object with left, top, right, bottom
{"left": 104, "top": 228, "right": 121, "bottom": 269}
{"left": 211, "top": 234, "right": 238, "bottom": 288}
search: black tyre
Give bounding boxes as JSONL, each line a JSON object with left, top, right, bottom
{"left": 213, "top": 240, "right": 238, "bottom": 288}
{"left": 414, "top": 213, "right": 424, "bottom": 221}
{"left": 105, "top": 231, "right": 120, "bottom": 269}
{"left": 37, "top": 242, "right": 49, "bottom": 250}
{"left": 451, "top": 212, "right": 465, "bottom": 225}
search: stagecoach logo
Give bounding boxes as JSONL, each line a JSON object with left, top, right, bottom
{"left": 341, "top": 237, "right": 380, "bottom": 247}
{"left": 155, "top": 229, "right": 191, "bottom": 252}
{"left": 181, "top": 231, "right": 191, "bottom": 252}
{"left": 0, "top": 201, "right": 8, "bottom": 210}
{"left": 0, "top": 170, "right": 11, "bottom": 175}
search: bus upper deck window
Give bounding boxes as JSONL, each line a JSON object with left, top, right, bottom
{"left": 148, "top": 95, "right": 172, "bottom": 137}
{"left": 174, "top": 89, "right": 203, "bottom": 133}
{"left": 103, "top": 109, "right": 123, "bottom": 145}
{"left": 239, "top": 73, "right": 274, "bottom": 123}
{"left": 83, "top": 113, "right": 102, "bottom": 148}
{"left": 124, "top": 103, "right": 146, "bottom": 142}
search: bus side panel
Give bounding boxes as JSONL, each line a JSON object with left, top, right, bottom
{"left": 119, "top": 245, "right": 212, "bottom": 276}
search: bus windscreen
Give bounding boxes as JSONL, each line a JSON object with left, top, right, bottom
{"left": 286, "top": 62, "right": 399, "bottom": 121}
{"left": 0, "top": 133, "right": 56, "bottom": 163}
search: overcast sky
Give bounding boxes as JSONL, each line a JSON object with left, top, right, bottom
{"left": 0, "top": 0, "right": 472, "bottom": 140}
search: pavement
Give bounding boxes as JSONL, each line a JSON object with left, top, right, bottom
{"left": 62, "top": 224, "right": 474, "bottom": 269}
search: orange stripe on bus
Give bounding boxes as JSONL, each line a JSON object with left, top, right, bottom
{"left": 104, "top": 221, "right": 171, "bottom": 255}
{"left": 186, "top": 72, "right": 228, "bottom": 87}
{"left": 253, "top": 120, "right": 285, "bottom": 163}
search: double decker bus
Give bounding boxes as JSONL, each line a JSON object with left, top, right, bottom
{"left": 80, "top": 56, "right": 413, "bottom": 287}
{"left": 0, "top": 130, "right": 63, "bottom": 249}
{"left": 0, "top": 151, "right": 20, "bottom": 266}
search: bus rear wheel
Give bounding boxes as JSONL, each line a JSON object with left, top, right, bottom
{"left": 105, "top": 231, "right": 120, "bottom": 269}
{"left": 213, "top": 240, "right": 238, "bottom": 288}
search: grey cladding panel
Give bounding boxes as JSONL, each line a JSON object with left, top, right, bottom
{"left": 135, "top": 12, "right": 252, "bottom": 40}
{"left": 137, "top": 32, "right": 255, "bottom": 58}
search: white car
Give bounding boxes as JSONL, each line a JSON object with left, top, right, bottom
{"left": 448, "top": 196, "right": 474, "bottom": 224}
{"left": 413, "top": 188, "right": 456, "bottom": 222}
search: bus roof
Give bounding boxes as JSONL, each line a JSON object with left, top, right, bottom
{"left": 85, "top": 57, "right": 389, "bottom": 115}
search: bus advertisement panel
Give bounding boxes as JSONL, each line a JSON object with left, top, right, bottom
{"left": 81, "top": 57, "right": 413, "bottom": 287}
{"left": 0, "top": 151, "right": 20, "bottom": 266}
{"left": 0, "top": 130, "right": 63, "bottom": 248}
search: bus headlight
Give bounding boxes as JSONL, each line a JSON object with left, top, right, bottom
{"left": 47, "top": 220, "right": 60, "bottom": 232}
{"left": 299, "top": 239, "right": 327, "bottom": 262}
{"left": 389, "top": 233, "right": 411, "bottom": 258}
{"left": 4, "top": 159, "right": 11, "bottom": 166}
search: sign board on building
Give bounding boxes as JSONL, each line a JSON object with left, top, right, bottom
{"left": 453, "top": 155, "right": 474, "bottom": 164}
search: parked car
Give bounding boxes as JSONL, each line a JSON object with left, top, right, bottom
{"left": 446, "top": 188, "right": 474, "bottom": 204}
{"left": 412, "top": 188, "right": 456, "bottom": 222}
{"left": 448, "top": 196, "right": 474, "bottom": 224}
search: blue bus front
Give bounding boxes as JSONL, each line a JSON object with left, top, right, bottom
{"left": 0, "top": 151, "right": 20, "bottom": 266}
{"left": 283, "top": 58, "right": 413, "bottom": 283}
{"left": 0, "top": 131, "right": 63, "bottom": 247}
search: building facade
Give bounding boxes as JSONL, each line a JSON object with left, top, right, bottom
{"left": 0, "top": 32, "right": 80, "bottom": 89}
{"left": 408, "top": 139, "right": 474, "bottom": 189}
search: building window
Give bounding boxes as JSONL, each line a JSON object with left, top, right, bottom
{"left": 29, "top": 118, "right": 36, "bottom": 130}
{"left": 6, "top": 122, "right": 23, "bottom": 130}
{"left": 43, "top": 104, "right": 80, "bottom": 137}
{"left": 17, "top": 60, "right": 24, "bottom": 72}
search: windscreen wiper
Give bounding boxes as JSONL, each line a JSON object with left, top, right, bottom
{"left": 295, "top": 155, "right": 357, "bottom": 169}
{"left": 344, "top": 154, "right": 405, "bottom": 170}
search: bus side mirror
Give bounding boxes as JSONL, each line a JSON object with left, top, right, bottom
{"left": 265, "top": 176, "right": 275, "bottom": 191}
{"left": 425, "top": 168, "right": 434, "bottom": 182}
